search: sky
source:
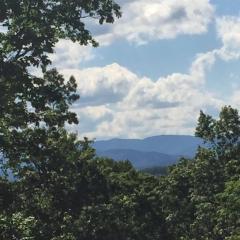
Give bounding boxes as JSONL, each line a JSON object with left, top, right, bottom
{"left": 50, "top": 0, "right": 240, "bottom": 140}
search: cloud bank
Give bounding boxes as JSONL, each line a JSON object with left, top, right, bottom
{"left": 63, "top": 54, "right": 221, "bottom": 139}
{"left": 96, "top": 0, "right": 214, "bottom": 45}
{"left": 49, "top": 5, "right": 240, "bottom": 139}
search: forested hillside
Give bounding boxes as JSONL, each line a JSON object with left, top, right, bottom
{"left": 0, "top": 1, "right": 239, "bottom": 239}
{"left": 94, "top": 135, "right": 203, "bottom": 169}
{"left": 97, "top": 148, "right": 178, "bottom": 169}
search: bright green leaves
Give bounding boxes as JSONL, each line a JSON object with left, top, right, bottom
{"left": 0, "top": 0, "right": 121, "bottom": 67}
{"left": 215, "top": 180, "right": 240, "bottom": 239}
{"left": 0, "top": 0, "right": 121, "bottom": 162}
{"left": 196, "top": 106, "right": 240, "bottom": 159}
{"left": 0, "top": 212, "right": 37, "bottom": 240}
{"left": 160, "top": 110, "right": 240, "bottom": 240}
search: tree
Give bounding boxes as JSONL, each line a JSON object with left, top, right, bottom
{"left": 0, "top": 0, "right": 121, "bottom": 67}
{"left": 195, "top": 106, "right": 240, "bottom": 160}
{"left": 0, "top": 212, "right": 37, "bottom": 240}
{"left": 158, "top": 106, "right": 240, "bottom": 240}
{"left": 0, "top": 0, "right": 121, "bottom": 174}
{"left": 0, "top": 2, "right": 168, "bottom": 239}
{"left": 215, "top": 180, "right": 240, "bottom": 239}
{"left": 0, "top": 1, "right": 124, "bottom": 239}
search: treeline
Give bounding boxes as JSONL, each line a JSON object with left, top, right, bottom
{"left": 141, "top": 166, "right": 168, "bottom": 176}
{"left": 0, "top": 1, "right": 239, "bottom": 239}
{"left": 1, "top": 107, "right": 240, "bottom": 240}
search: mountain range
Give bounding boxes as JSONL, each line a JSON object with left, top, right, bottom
{"left": 0, "top": 135, "right": 204, "bottom": 175}
{"left": 94, "top": 135, "right": 204, "bottom": 169}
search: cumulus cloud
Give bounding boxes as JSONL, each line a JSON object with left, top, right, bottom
{"left": 60, "top": 12, "right": 240, "bottom": 139}
{"left": 49, "top": 40, "right": 95, "bottom": 69}
{"left": 94, "top": 0, "right": 214, "bottom": 45}
{"left": 62, "top": 51, "right": 222, "bottom": 139}
{"left": 216, "top": 16, "right": 240, "bottom": 60}
{"left": 87, "top": 107, "right": 197, "bottom": 139}
{"left": 61, "top": 63, "right": 138, "bottom": 106}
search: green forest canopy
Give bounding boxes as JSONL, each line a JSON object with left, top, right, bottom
{"left": 0, "top": 1, "right": 239, "bottom": 239}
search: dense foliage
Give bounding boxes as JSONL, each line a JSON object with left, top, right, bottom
{"left": 0, "top": 1, "right": 239, "bottom": 239}
{"left": 141, "top": 166, "right": 168, "bottom": 176}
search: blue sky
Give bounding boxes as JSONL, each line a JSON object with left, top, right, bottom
{"left": 50, "top": 0, "right": 240, "bottom": 139}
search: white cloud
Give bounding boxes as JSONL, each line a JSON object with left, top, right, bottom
{"left": 0, "top": 25, "right": 7, "bottom": 33}
{"left": 90, "top": 107, "right": 199, "bottom": 139}
{"left": 49, "top": 40, "right": 95, "bottom": 69}
{"left": 59, "top": 13, "right": 240, "bottom": 140}
{"left": 61, "top": 63, "right": 138, "bottom": 106}
{"left": 61, "top": 51, "right": 222, "bottom": 139}
{"left": 216, "top": 16, "right": 240, "bottom": 60}
{"left": 95, "top": 0, "right": 214, "bottom": 45}
{"left": 230, "top": 89, "right": 240, "bottom": 110}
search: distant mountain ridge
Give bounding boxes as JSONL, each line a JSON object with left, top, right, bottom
{"left": 97, "top": 149, "right": 178, "bottom": 169}
{"left": 94, "top": 135, "right": 203, "bottom": 169}
{"left": 0, "top": 136, "right": 204, "bottom": 174}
